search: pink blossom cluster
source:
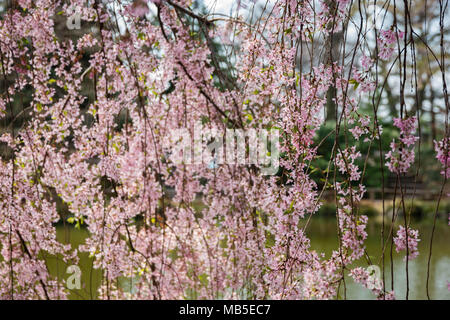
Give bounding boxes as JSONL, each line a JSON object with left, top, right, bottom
{"left": 393, "top": 226, "right": 420, "bottom": 260}
{"left": 377, "top": 29, "right": 405, "bottom": 60}
{"left": 336, "top": 146, "right": 362, "bottom": 181}
{"left": 386, "top": 117, "right": 418, "bottom": 174}
{"left": 348, "top": 115, "right": 372, "bottom": 141}
{"left": 434, "top": 137, "right": 450, "bottom": 178}
{"left": 349, "top": 267, "right": 395, "bottom": 300}
{"left": 317, "top": 0, "right": 351, "bottom": 32}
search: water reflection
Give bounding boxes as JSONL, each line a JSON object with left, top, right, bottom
{"left": 49, "top": 219, "right": 449, "bottom": 299}
{"left": 306, "top": 219, "right": 450, "bottom": 300}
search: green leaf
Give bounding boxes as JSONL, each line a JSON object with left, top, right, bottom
{"left": 265, "top": 231, "right": 276, "bottom": 248}
{"left": 198, "top": 273, "right": 209, "bottom": 287}
{"left": 201, "top": 115, "right": 210, "bottom": 125}
{"left": 349, "top": 78, "right": 359, "bottom": 90}
{"left": 137, "top": 32, "right": 145, "bottom": 40}
{"left": 168, "top": 248, "right": 179, "bottom": 261}
{"left": 219, "top": 236, "right": 228, "bottom": 249}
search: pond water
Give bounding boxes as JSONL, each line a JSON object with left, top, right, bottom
{"left": 46, "top": 218, "right": 449, "bottom": 300}
{"left": 305, "top": 218, "right": 450, "bottom": 300}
